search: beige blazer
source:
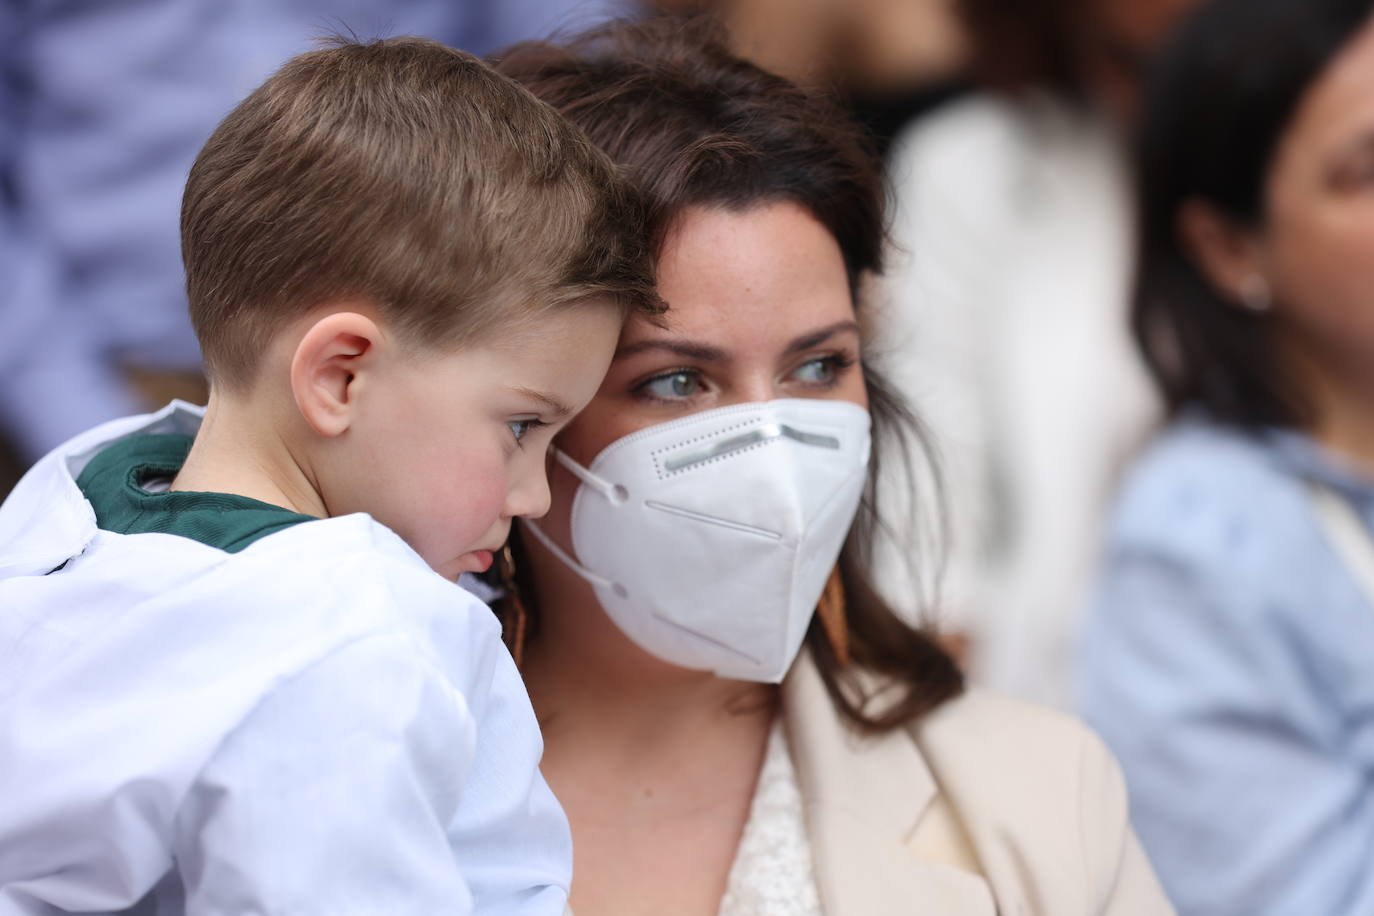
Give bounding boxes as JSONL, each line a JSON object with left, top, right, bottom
{"left": 782, "top": 651, "right": 1175, "bottom": 915}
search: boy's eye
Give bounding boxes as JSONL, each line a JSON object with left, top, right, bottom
{"left": 507, "top": 419, "right": 542, "bottom": 442}
{"left": 637, "top": 370, "right": 702, "bottom": 401}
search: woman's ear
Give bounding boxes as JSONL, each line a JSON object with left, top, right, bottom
{"left": 1177, "top": 198, "right": 1267, "bottom": 306}
{"left": 290, "top": 311, "right": 385, "bottom": 438}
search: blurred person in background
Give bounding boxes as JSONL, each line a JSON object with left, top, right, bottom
{"left": 719, "top": 0, "right": 969, "bottom": 154}
{"left": 1079, "top": 0, "right": 1374, "bottom": 912}
{"left": 0, "top": 0, "right": 626, "bottom": 494}
{"left": 652, "top": 0, "right": 969, "bottom": 154}
{"left": 878, "top": 0, "right": 1201, "bottom": 705}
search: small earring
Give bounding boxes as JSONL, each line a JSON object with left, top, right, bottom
{"left": 497, "top": 544, "right": 530, "bottom": 668}
{"left": 1238, "top": 273, "right": 1273, "bottom": 313}
{"left": 816, "top": 566, "right": 851, "bottom": 667}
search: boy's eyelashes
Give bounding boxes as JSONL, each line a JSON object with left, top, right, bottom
{"left": 507, "top": 417, "right": 548, "bottom": 443}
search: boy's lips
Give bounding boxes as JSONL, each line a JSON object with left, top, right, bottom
{"left": 468, "top": 549, "right": 494, "bottom": 573}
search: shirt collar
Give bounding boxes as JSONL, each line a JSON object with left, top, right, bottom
{"left": 1262, "top": 425, "right": 1374, "bottom": 503}
{"left": 0, "top": 401, "right": 205, "bottom": 578}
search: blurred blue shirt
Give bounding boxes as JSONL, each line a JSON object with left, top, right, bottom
{"left": 1080, "top": 416, "right": 1374, "bottom": 916}
{"left": 0, "top": 0, "right": 627, "bottom": 460}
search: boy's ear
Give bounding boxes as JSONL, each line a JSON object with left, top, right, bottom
{"left": 290, "top": 312, "right": 385, "bottom": 438}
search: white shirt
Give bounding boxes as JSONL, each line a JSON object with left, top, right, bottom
{"left": 0, "top": 402, "right": 571, "bottom": 915}
{"left": 878, "top": 94, "right": 1160, "bottom": 708}
{"left": 718, "top": 722, "right": 821, "bottom": 916}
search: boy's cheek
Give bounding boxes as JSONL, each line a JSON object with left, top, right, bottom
{"left": 436, "top": 469, "right": 510, "bottom": 543}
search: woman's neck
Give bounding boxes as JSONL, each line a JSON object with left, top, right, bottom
{"left": 519, "top": 552, "right": 776, "bottom": 915}
{"left": 1286, "top": 339, "right": 1374, "bottom": 476}
{"left": 1312, "top": 405, "right": 1374, "bottom": 475}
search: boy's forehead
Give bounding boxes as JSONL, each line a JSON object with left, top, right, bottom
{"left": 480, "top": 297, "right": 625, "bottom": 347}
{"left": 455, "top": 304, "right": 623, "bottom": 372}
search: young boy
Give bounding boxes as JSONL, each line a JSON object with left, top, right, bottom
{"left": 0, "top": 38, "right": 658, "bottom": 914}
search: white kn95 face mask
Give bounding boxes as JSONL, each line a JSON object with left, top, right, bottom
{"left": 522, "top": 398, "right": 872, "bottom": 683}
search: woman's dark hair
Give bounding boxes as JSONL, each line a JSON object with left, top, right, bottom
{"left": 490, "top": 15, "right": 963, "bottom": 732}
{"left": 1134, "top": 0, "right": 1373, "bottom": 427}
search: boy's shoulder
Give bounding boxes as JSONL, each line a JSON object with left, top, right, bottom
{"left": 0, "top": 515, "right": 547, "bottom": 916}
{"left": 0, "top": 401, "right": 506, "bottom": 730}
{"left": 75, "top": 511, "right": 500, "bottom": 671}
{"left": 216, "top": 512, "right": 503, "bottom": 655}
{"left": 1, "top": 498, "right": 503, "bottom": 725}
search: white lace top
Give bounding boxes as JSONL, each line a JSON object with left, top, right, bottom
{"left": 718, "top": 723, "right": 823, "bottom": 915}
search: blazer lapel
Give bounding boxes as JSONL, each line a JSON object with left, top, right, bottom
{"left": 783, "top": 653, "right": 996, "bottom": 916}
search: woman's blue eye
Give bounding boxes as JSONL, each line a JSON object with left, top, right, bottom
{"left": 639, "top": 371, "right": 701, "bottom": 400}
{"left": 794, "top": 357, "right": 837, "bottom": 385}
{"left": 508, "top": 419, "right": 539, "bottom": 442}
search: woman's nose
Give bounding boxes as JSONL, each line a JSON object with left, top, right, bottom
{"left": 722, "top": 372, "right": 779, "bottom": 406}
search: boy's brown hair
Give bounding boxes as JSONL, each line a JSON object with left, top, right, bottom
{"left": 182, "top": 36, "right": 660, "bottom": 388}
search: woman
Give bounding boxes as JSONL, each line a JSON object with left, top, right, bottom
{"left": 1079, "top": 1, "right": 1374, "bottom": 913}
{"left": 488, "top": 18, "right": 1171, "bottom": 914}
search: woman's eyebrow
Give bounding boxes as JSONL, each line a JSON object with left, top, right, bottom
{"left": 613, "top": 339, "right": 730, "bottom": 362}
{"left": 782, "top": 320, "right": 861, "bottom": 356}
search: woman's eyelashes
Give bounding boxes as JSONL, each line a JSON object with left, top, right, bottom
{"left": 628, "top": 352, "right": 858, "bottom": 404}
{"left": 791, "top": 353, "right": 854, "bottom": 388}
{"left": 633, "top": 368, "right": 704, "bottom": 403}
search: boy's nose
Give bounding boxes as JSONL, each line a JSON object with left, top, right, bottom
{"left": 506, "top": 463, "right": 553, "bottom": 520}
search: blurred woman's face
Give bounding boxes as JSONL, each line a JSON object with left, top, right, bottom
{"left": 1259, "top": 16, "right": 1374, "bottom": 377}
{"left": 538, "top": 199, "right": 868, "bottom": 553}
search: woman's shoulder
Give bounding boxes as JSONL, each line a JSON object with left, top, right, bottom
{"left": 786, "top": 657, "right": 1173, "bottom": 912}
{"left": 910, "top": 689, "right": 1172, "bottom": 911}
{"left": 1108, "top": 417, "right": 1310, "bottom": 559}
{"left": 1124, "top": 413, "right": 1282, "bottom": 479}
{"left": 914, "top": 687, "right": 1119, "bottom": 800}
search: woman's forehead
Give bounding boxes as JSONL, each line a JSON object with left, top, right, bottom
{"left": 1279, "top": 16, "right": 1374, "bottom": 163}
{"left": 639, "top": 202, "right": 856, "bottom": 351}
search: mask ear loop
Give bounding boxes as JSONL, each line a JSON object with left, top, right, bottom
{"left": 519, "top": 518, "right": 625, "bottom": 596}
{"left": 520, "top": 448, "right": 632, "bottom": 597}
{"left": 552, "top": 448, "right": 629, "bottom": 506}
